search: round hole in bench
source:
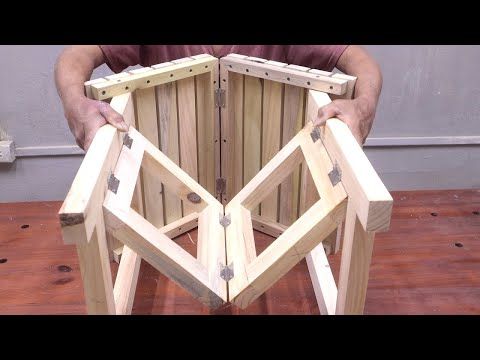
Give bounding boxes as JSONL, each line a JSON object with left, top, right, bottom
{"left": 430, "top": 212, "right": 438, "bottom": 217}
{"left": 307, "top": 81, "right": 311, "bottom": 85}
{"left": 0, "top": 258, "right": 7, "bottom": 264}
{"left": 287, "top": 77, "right": 290, "bottom": 81}
{"left": 189, "top": 69, "right": 193, "bottom": 72}
{"left": 21, "top": 224, "right": 29, "bottom": 229}
{"left": 246, "top": 69, "right": 249, "bottom": 73}
{"left": 455, "top": 242, "right": 464, "bottom": 248}
{"left": 330, "top": 86, "right": 333, "bottom": 90}
{"left": 146, "top": 80, "right": 150, "bottom": 84}
{"left": 102, "top": 91, "right": 106, "bottom": 95}
{"left": 125, "top": 86, "right": 129, "bottom": 90}
{"left": 473, "top": 211, "right": 479, "bottom": 215}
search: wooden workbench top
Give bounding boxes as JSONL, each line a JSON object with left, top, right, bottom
{"left": 0, "top": 190, "right": 479, "bottom": 314}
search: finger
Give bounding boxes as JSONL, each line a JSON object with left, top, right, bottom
{"left": 83, "top": 129, "right": 98, "bottom": 151}
{"left": 76, "top": 137, "right": 85, "bottom": 151}
{"left": 82, "top": 120, "right": 104, "bottom": 152}
{"left": 97, "top": 101, "right": 129, "bottom": 131}
{"left": 315, "top": 103, "right": 341, "bottom": 126}
{"left": 75, "top": 126, "right": 86, "bottom": 151}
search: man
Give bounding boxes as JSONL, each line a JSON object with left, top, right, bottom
{"left": 55, "top": 45, "right": 382, "bottom": 150}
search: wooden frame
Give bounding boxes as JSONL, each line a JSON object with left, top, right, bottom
{"left": 59, "top": 54, "right": 393, "bottom": 315}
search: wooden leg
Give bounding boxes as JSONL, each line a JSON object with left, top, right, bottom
{"left": 336, "top": 200, "right": 375, "bottom": 315}
{"left": 112, "top": 177, "right": 144, "bottom": 315}
{"left": 306, "top": 243, "right": 337, "bottom": 315}
{"left": 76, "top": 215, "right": 115, "bottom": 315}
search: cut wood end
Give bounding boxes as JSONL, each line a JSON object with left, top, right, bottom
{"left": 59, "top": 213, "right": 84, "bottom": 227}
{"left": 366, "top": 199, "right": 394, "bottom": 232}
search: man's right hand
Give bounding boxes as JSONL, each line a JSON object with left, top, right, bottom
{"left": 64, "top": 95, "right": 129, "bottom": 151}
{"left": 55, "top": 45, "right": 131, "bottom": 151}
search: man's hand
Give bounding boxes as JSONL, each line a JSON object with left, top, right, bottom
{"left": 64, "top": 96, "right": 129, "bottom": 151}
{"left": 314, "top": 97, "right": 375, "bottom": 146}
{"left": 55, "top": 45, "right": 131, "bottom": 151}
{"left": 315, "top": 45, "right": 382, "bottom": 146}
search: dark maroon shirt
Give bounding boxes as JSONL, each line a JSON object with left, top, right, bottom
{"left": 100, "top": 45, "right": 348, "bottom": 73}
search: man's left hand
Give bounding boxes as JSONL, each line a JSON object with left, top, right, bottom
{"left": 314, "top": 97, "right": 374, "bottom": 146}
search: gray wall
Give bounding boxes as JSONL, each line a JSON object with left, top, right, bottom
{"left": 1, "top": 45, "right": 479, "bottom": 202}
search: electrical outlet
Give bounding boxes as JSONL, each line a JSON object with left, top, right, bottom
{"left": 0, "top": 141, "right": 15, "bottom": 163}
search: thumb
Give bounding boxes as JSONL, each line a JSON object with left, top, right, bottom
{"left": 315, "top": 103, "right": 340, "bottom": 126}
{"left": 97, "top": 101, "right": 129, "bottom": 131}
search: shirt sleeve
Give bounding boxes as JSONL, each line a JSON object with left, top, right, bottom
{"left": 285, "top": 45, "right": 349, "bottom": 71}
{"left": 99, "top": 45, "right": 141, "bottom": 73}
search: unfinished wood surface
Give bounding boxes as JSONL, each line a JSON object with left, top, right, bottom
{"left": 90, "top": 56, "right": 217, "bottom": 100}
{"left": 107, "top": 129, "right": 145, "bottom": 315}
{"left": 177, "top": 77, "right": 198, "bottom": 216}
{"left": 195, "top": 72, "right": 216, "bottom": 196}
{"left": 141, "top": 131, "right": 219, "bottom": 211}
{"left": 241, "top": 206, "right": 257, "bottom": 263}
{"left": 7, "top": 190, "right": 479, "bottom": 314}
{"left": 251, "top": 214, "right": 288, "bottom": 238}
{"left": 307, "top": 90, "right": 393, "bottom": 232}
{"left": 231, "top": 198, "right": 347, "bottom": 308}
{"left": 330, "top": 73, "right": 357, "bottom": 100}
{"left": 196, "top": 205, "right": 227, "bottom": 295}
{"left": 103, "top": 204, "right": 226, "bottom": 308}
{"left": 306, "top": 244, "right": 337, "bottom": 315}
{"left": 59, "top": 93, "right": 134, "bottom": 245}
{"left": 159, "top": 212, "right": 199, "bottom": 239}
{"left": 298, "top": 127, "right": 347, "bottom": 206}
{"left": 103, "top": 129, "right": 145, "bottom": 215}
{"left": 335, "top": 200, "right": 375, "bottom": 314}
{"left": 260, "top": 80, "right": 283, "bottom": 222}
{"left": 111, "top": 176, "right": 144, "bottom": 312}
{"left": 221, "top": 69, "right": 244, "bottom": 203}
{"left": 243, "top": 75, "right": 263, "bottom": 214}
{"left": 156, "top": 83, "right": 182, "bottom": 224}
{"left": 231, "top": 136, "right": 303, "bottom": 211}
{"left": 279, "top": 85, "right": 305, "bottom": 226}
{"left": 75, "top": 214, "right": 115, "bottom": 314}
{"left": 213, "top": 61, "right": 221, "bottom": 201}
{"left": 113, "top": 245, "right": 141, "bottom": 315}
{"left": 224, "top": 203, "right": 256, "bottom": 301}
{"left": 135, "top": 87, "right": 164, "bottom": 227}
{"left": 220, "top": 54, "right": 347, "bottom": 96}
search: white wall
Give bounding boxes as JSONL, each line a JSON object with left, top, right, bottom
{"left": 1, "top": 45, "right": 479, "bottom": 202}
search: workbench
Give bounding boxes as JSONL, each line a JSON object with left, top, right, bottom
{"left": 1, "top": 189, "right": 479, "bottom": 314}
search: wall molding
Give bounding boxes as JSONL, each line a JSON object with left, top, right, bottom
{"left": 364, "top": 136, "right": 480, "bottom": 147}
{"left": 13, "top": 135, "right": 480, "bottom": 158}
{"left": 15, "top": 145, "right": 84, "bottom": 157}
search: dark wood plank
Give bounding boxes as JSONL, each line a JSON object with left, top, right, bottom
{"left": 0, "top": 189, "right": 479, "bottom": 314}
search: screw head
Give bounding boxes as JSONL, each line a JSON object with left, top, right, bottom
{"left": 187, "top": 192, "right": 201, "bottom": 204}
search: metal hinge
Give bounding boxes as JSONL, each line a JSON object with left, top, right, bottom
{"left": 310, "top": 126, "right": 322, "bottom": 143}
{"left": 123, "top": 133, "right": 133, "bottom": 149}
{"left": 328, "top": 163, "right": 342, "bottom": 186}
{"left": 220, "top": 263, "right": 234, "bottom": 281}
{"left": 215, "top": 88, "right": 226, "bottom": 108}
{"left": 219, "top": 213, "right": 231, "bottom": 227}
{"left": 108, "top": 173, "right": 120, "bottom": 194}
{"left": 216, "top": 178, "right": 226, "bottom": 196}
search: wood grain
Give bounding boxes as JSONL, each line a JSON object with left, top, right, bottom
{"left": 2, "top": 190, "right": 480, "bottom": 314}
